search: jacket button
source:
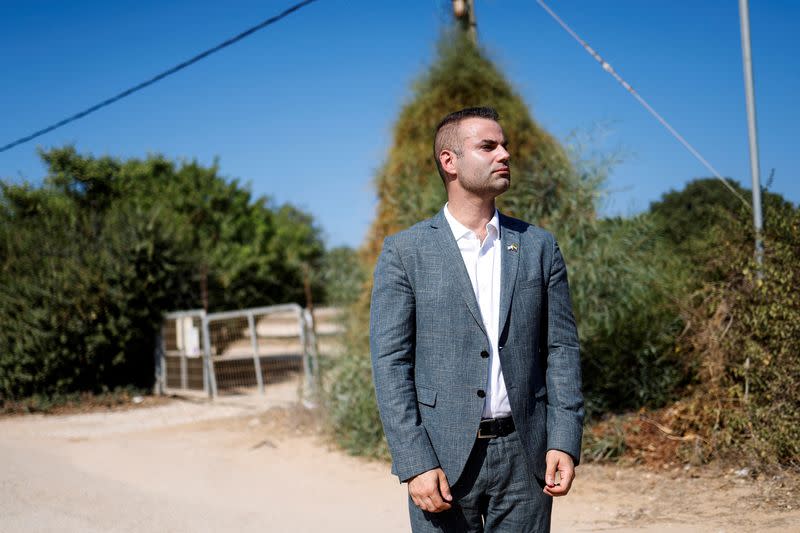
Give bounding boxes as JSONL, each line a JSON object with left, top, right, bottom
{"left": 477, "top": 389, "right": 486, "bottom": 398}
{"left": 480, "top": 350, "right": 489, "bottom": 358}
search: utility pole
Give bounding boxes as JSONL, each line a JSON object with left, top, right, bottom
{"left": 452, "top": 0, "right": 477, "bottom": 44}
{"left": 739, "top": 0, "right": 764, "bottom": 268}
{"left": 739, "top": 0, "right": 763, "bottom": 404}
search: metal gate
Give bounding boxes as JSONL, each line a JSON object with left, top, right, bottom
{"left": 156, "top": 304, "right": 322, "bottom": 404}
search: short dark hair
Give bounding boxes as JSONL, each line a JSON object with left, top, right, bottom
{"left": 433, "top": 107, "right": 500, "bottom": 182}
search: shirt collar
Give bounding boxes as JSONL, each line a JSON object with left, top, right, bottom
{"left": 443, "top": 203, "right": 500, "bottom": 241}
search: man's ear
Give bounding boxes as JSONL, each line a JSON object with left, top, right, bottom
{"left": 439, "top": 150, "right": 457, "bottom": 176}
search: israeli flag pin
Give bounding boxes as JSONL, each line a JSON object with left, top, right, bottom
{"left": 507, "top": 243, "right": 519, "bottom": 252}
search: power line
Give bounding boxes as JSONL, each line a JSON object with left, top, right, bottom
{"left": 536, "top": 0, "right": 752, "bottom": 210}
{"left": 0, "top": 0, "right": 321, "bottom": 154}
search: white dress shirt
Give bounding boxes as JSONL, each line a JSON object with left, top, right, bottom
{"left": 443, "top": 204, "right": 511, "bottom": 419}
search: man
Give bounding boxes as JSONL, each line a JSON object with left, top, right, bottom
{"left": 370, "top": 107, "right": 584, "bottom": 532}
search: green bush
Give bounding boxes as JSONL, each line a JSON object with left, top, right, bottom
{"left": 679, "top": 199, "right": 800, "bottom": 467}
{"left": 318, "top": 246, "right": 367, "bottom": 307}
{"left": 324, "top": 343, "right": 389, "bottom": 458}
{"left": 0, "top": 193, "right": 193, "bottom": 397}
{"left": 564, "top": 215, "right": 690, "bottom": 415}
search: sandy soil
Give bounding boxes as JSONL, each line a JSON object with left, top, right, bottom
{"left": 1, "top": 394, "right": 797, "bottom": 533}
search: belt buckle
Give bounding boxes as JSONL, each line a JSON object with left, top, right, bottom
{"left": 477, "top": 423, "right": 497, "bottom": 439}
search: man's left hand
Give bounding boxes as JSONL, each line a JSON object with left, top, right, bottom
{"left": 543, "top": 449, "right": 575, "bottom": 497}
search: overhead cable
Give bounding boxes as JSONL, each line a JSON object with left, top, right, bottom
{"left": 536, "top": 0, "right": 751, "bottom": 210}
{"left": 0, "top": 0, "right": 321, "bottom": 154}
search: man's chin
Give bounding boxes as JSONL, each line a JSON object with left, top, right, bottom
{"left": 461, "top": 177, "right": 510, "bottom": 198}
{"left": 494, "top": 177, "right": 511, "bottom": 193}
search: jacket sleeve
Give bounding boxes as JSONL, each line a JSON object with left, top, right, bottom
{"left": 370, "top": 236, "right": 440, "bottom": 482}
{"left": 544, "top": 237, "right": 585, "bottom": 464}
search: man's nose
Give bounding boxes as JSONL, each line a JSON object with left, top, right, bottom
{"left": 497, "top": 146, "right": 510, "bottom": 163}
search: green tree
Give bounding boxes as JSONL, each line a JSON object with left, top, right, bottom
{"left": 36, "top": 146, "right": 326, "bottom": 310}
{"left": 648, "top": 177, "right": 792, "bottom": 280}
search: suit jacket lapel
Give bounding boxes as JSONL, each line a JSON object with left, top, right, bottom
{"left": 430, "top": 210, "right": 487, "bottom": 337}
{"left": 499, "top": 213, "right": 520, "bottom": 335}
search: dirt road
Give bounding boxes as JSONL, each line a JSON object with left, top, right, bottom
{"left": 1, "top": 395, "right": 797, "bottom": 532}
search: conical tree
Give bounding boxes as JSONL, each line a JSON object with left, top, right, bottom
{"left": 363, "top": 31, "right": 592, "bottom": 266}
{"left": 325, "top": 31, "right": 597, "bottom": 457}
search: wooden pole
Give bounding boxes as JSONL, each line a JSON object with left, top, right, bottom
{"left": 452, "top": 0, "right": 477, "bottom": 44}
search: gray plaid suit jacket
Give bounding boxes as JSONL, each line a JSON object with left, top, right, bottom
{"left": 370, "top": 209, "right": 584, "bottom": 485}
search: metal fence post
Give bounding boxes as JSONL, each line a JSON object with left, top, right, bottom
{"left": 201, "top": 313, "right": 218, "bottom": 399}
{"left": 300, "top": 308, "right": 318, "bottom": 408}
{"left": 298, "top": 307, "right": 310, "bottom": 407}
{"left": 180, "top": 346, "right": 188, "bottom": 391}
{"left": 304, "top": 308, "right": 321, "bottom": 388}
{"left": 248, "top": 311, "right": 265, "bottom": 395}
{"left": 200, "top": 317, "right": 208, "bottom": 395}
{"left": 154, "top": 330, "right": 165, "bottom": 395}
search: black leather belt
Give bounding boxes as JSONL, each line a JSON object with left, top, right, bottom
{"left": 477, "top": 416, "right": 515, "bottom": 439}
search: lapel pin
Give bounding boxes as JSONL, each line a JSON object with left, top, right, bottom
{"left": 507, "top": 243, "right": 518, "bottom": 252}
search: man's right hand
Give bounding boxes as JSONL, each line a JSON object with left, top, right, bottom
{"left": 408, "top": 467, "right": 453, "bottom": 513}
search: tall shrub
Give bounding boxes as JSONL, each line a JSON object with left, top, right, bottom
{"left": 0, "top": 187, "right": 194, "bottom": 397}
{"left": 565, "top": 214, "right": 689, "bottom": 413}
{"left": 677, "top": 199, "right": 799, "bottom": 466}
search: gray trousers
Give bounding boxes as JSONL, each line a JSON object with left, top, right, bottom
{"left": 408, "top": 432, "right": 552, "bottom": 532}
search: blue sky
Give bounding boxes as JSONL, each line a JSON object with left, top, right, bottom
{"left": 2, "top": 1, "right": 797, "bottom": 248}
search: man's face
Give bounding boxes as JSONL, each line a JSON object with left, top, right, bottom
{"left": 453, "top": 117, "right": 511, "bottom": 198}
